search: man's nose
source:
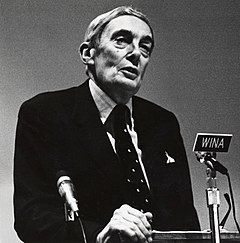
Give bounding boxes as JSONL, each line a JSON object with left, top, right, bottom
{"left": 126, "top": 43, "right": 141, "bottom": 66}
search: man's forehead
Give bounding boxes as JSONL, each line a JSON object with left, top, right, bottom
{"left": 102, "top": 15, "right": 153, "bottom": 39}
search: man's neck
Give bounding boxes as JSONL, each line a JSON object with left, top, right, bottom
{"left": 88, "top": 74, "right": 133, "bottom": 104}
{"left": 88, "top": 79, "right": 132, "bottom": 123}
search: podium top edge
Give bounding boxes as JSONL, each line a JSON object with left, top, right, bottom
{"left": 152, "top": 231, "right": 240, "bottom": 240}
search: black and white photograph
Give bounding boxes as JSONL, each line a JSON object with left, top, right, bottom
{"left": 1, "top": 0, "right": 240, "bottom": 242}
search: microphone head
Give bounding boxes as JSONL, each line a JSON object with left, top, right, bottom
{"left": 57, "top": 175, "right": 71, "bottom": 188}
{"left": 194, "top": 152, "right": 228, "bottom": 175}
{"left": 56, "top": 170, "right": 74, "bottom": 197}
{"left": 56, "top": 172, "right": 79, "bottom": 213}
{"left": 195, "top": 151, "right": 207, "bottom": 163}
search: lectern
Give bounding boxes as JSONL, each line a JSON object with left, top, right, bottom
{"left": 152, "top": 231, "right": 240, "bottom": 243}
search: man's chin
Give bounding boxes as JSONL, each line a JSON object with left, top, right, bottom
{"left": 104, "top": 80, "right": 141, "bottom": 104}
{"left": 119, "top": 80, "right": 141, "bottom": 95}
{"left": 117, "top": 76, "right": 141, "bottom": 90}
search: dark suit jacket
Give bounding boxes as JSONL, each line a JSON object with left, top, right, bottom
{"left": 14, "top": 80, "right": 200, "bottom": 243}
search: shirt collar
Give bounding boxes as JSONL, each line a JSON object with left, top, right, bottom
{"left": 89, "top": 79, "right": 132, "bottom": 124}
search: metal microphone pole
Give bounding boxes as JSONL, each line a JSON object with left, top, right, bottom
{"left": 206, "top": 166, "right": 221, "bottom": 243}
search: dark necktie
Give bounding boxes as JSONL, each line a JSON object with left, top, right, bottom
{"left": 112, "top": 104, "right": 152, "bottom": 213}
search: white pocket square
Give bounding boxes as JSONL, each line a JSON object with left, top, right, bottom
{"left": 165, "top": 151, "right": 175, "bottom": 164}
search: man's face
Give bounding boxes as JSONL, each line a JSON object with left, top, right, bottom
{"left": 91, "top": 15, "right": 153, "bottom": 103}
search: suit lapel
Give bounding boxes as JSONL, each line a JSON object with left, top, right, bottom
{"left": 133, "top": 97, "right": 168, "bottom": 174}
{"left": 71, "top": 81, "right": 122, "bottom": 181}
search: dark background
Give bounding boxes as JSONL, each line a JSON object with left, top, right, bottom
{"left": 1, "top": 0, "right": 239, "bottom": 242}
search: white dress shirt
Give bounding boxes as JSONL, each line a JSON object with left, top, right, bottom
{"left": 89, "top": 79, "right": 150, "bottom": 189}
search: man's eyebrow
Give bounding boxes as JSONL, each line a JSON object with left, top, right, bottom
{"left": 111, "top": 29, "right": 153, "bottom": 45}
{"left": 111, "top": 29, "right": 132, "bottom": 40}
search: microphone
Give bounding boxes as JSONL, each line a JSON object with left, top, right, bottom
{"left": 56, "top": 171, "right": 88, "bottom": 242}
{"left": 195, "top": 151, "right": 228, "bottom": 175}
{"left": 56, "top": 171, "right": 80, "bottom": 216}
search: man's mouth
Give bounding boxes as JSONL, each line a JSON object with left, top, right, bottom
{"left": 120, "top": 67, "right": 139, "bottom": 79}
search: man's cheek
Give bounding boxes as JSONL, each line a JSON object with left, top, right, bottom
{"left": 104, "top": 49, "right": 122, "bottom": 66}
{"left": 140, "top": 62, "right": 149, "bottom": 77}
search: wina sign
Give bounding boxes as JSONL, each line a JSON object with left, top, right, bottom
{"left": 193, "top": 133, "right": 232, "bottom": 152}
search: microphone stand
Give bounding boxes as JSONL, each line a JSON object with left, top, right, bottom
{"left": 206, "top": 166, "right": 221, "bottom": 243}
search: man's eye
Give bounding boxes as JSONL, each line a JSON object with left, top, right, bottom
{"left": 140, "top": 45, "right": 151, "bottom": 57}
{"left": 114, "top": 36, "right": 129, "bottom": 46}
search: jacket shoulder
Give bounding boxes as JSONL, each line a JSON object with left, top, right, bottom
{"left": 133, "top": 96, "right": 179, "bottom": 124}
{"left": 22, "top": 86, "right": 77, "bottom": 107}
{"left": 18, "top": 86, "right": 79, "bottom": 120}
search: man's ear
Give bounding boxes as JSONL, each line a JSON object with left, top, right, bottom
{"left": 79, "top": 42, "right": 95, "bottom": 65}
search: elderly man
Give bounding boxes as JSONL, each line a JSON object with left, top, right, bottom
{"left": 14, "top": 6, "right": 200, "bottom": 243}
